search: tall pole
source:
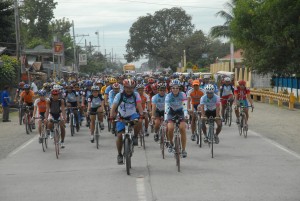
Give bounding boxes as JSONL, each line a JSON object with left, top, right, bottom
{"left": 95, "top": 30, "right": 100, "bottom": 53}
{"left": 72, "top": 20, "right": 77, "bottom": 73}
{"left": 183, "top": 49, "right": 186, "bottom": 73}
{"left": 111, "top": 48, "right": 113, "bottom": 62}
{"left": 230, "top": 42, "right": 234, "bottom": 71}
{"left": 14, "top": 0, "right": 21, "bottom": 82}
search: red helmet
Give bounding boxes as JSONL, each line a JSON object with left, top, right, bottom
{"left": 19, "top": 82, "right": 25, "bottom": 87}
{"left": 148, "top": 78, "right": 155, "bottom": 84}
{"left": 51, "top": 89, "right": 60, "bottom": 95}
{"left": 151, "top": 83, "right": 158, "bottom": 90}
{"left": 112, "top": 83, "right": 120, "bottom": 89}
{"left": 238, "top": 80, "right": 246, "bottom": 86}
{"left": 123, "top": 79, "right": 135, "bottom": 87}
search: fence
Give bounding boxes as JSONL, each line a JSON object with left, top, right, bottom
{"left": 251, "top": 88, "right": 296, "bottom": 110}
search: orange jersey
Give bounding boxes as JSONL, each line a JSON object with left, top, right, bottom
{"left": 34, "top": 98, "right": 48, "bottom": 113}
{"left": 140, "top": 93, "right": 150, "bottom": 110}
{"left": 20, "top": 90, "right": 35, "bottom": 103}
{"left": 187, "top": 88, "right": 205, "bottom": 105}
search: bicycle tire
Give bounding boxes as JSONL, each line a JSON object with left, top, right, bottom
{"left": 44, "top": 128, "right": 48, "bottom": 150}
{"left": 210, "top": 129, "right": 214, "bottom": 158}
{"left": 160, "top": 127, "right": 165, "bottom": 159}
{"left": 175, "top": 135, "right": 180, "bottom": 172}
{"left": 19, "top": 108, "right": 22, "bottom": 125}
{"left": 41, "top": 128, "right": 46, "bottom": 152}
{"left": 70, "top": 114, "right": 74, "bottom": 136}
{"left": 224, "top": 108, "right": 228, "bottom": 125}
{"left": 124, "top": 137, "right": 131, "bottom": 175}
{"left": 243, "top": 117, "right": 248, "bottom": 138}
{"left": 24, "top": 114, "right": 29, "bottom": 134}
{"left": 107, "top": 117, "right": 111, "bottom": 132}
{"left": 28, "top": 115, "right": 32, "bottom": 133}
{"left": 228, "top": 107, "right": 232, "bottom": 127}
{"left": 54, "top": 129, "right": 59, "bottom": 159}
{"left": 197, "top": 119, "right": 202, "bottom": 148}
{"left": 238, "top": 115, "right": 243, "bottom": 136}
{"left": 95, "top": 122, "right": 99, "bottom": 149}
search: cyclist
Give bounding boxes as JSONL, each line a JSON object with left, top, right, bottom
{"left": 201, "top": 75, "right": 219, "bottom": 94}
{"left": 187, "top": 80, "right": 205, "bottom": 141}
{"left": 151, "top": 83, "right": 167, "bottom": 142}
{"left": 234, "top": 80, "right": 254, "bottom": 125}
{"left": 220, "top": 77, "right": 234, "bottom": 122}
{"left": 82, "top": 80, "right": 93, "bottom": 127}
{"left": 45, "top": 89, "right": 67, "bottom": 148}
{"left": 200, "top": 84, "right": 222, "bottom": 144}
{"left": 20, "top": 84, "right": 35, "bottom": 128}
{"left": 65, "top": 84, "right": 80, "bottom": 130}
{"left": 164, "top": 79, "right": 189, "bottom": 158}
{"left": 87, "top": 86, "right": 104, "bottom": 143}
{"left": 136, "top": 84, "right": 151, "bottom": 136}
{"left": 108, "top": 83, "right": 121, "bottom": 134}
{"left": 14, "top": 82, "right": 25, "bottom": 103}
{"left": 32, "top": 90, "right": 49, "bottom": 143}
{"left": 109, "top": 79, "right": 144, "bottom": 164}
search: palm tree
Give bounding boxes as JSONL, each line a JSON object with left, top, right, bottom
{"left": 210, "top": 0, "right": 237, "bottom": 70}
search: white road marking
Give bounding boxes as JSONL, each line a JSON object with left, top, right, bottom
{"left": 249, "top": 130, "right": 300, "bottom": 160}
{"left": 136, "top": 176, "right": 147, "bottom": 201}
{"left": 7, "top": 136, "right": 37, "bottom": 158}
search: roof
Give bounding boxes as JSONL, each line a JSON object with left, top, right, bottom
{"left": 219, "top": 49, "right": 244, "bottom": 62}
{"left": 23, "top": 45, "right": 52, "bottom": 55}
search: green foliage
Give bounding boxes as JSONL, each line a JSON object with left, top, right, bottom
{"left": 231, "top": 0, "right": 300, "bottom": 75}
{"left": 186, "top": 62, "right": 193, "bottom": 68}
{"left": 0, "top": 55, "right": 19, "bottom": 88}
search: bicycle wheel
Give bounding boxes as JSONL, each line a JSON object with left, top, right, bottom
{"left": 41, "top": 127, "right": 46, "bottom": 152}
{"left": 44, "top": 127, "right": 48, "bottom": 150}
{"left": 107, "top": 115, "right": 111, "bottom": 132}
{"left": 210, "top": 130, "right": 214, "bottom": 158}
{"left": 197, "top": 119, "right": 202, "bottom": 148}
{"left": 238, "top": 116, "right": 243, "bottom": 136}
{"left": 160, "top": 127, "right": 165, "bottom": 159}
{"left": 243, "top": 117, "right": 248, "bottom": 138}
{"left": 19, "top": 108, "right": 22, "bottom": 125}
{"left": 174, "top": 135, "right": 180, "bottom": 172}
{"left": 70, "top": 114, "right": 74, "bottom": 136}
{"left": 95, "top": 121, "right": 100, "bottom": 149}
{"left": 24, "top": 114, "right": 29, "bottom": 134}
{"left": 54, "top": 130, "right": 59, "bottom": 159}
{"left": 28, "top": 115, "right": 32, "bottom": 133}
{"left": 124, "top": 137, "right": 131, "bottom": 175}
{"left": 224, "top": 108, "right": 228, "bottom": 125}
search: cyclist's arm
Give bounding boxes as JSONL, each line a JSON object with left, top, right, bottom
{"left": 246, "top": 93, "right": 253, "bottom": 106}
{"left": 136, "top": 102, "right": 144, "bottom": 116}
{"left": 104, "top": 94, "right": 108, "bottom": 106}
{"left": 110, "top": 103, "right": 117, "bottom": 118}
{"left": 60, "top": 99, "right": 67, "bottom": 121}
{"left": 216, "top": 103, "right": 221, "bottom": 117}
{"left": 200, "top": 104, "right": 205, "bottom": 117}
{"left": 32, "top": 100, "right": 38, "bottom": 118}
{"left": 81, "top": 95, "right": 85, "bottom": 107}
{"left": 45, "top": 100, "right": 50, "bottom": 119}
{"left": 100, "top": 100, "right": 104, "bottom": 112}
{"left": 151, "top": 103, "right": 156, "bottom": 118}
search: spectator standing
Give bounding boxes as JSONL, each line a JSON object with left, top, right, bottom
{"left": 1, "top": 85, "right": 11, "bottom": 122}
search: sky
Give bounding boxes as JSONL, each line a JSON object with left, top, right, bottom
{"left": 53, "top": 0, "right": 229, "bottom": 67}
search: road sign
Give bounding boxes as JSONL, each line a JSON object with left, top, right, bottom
{"left": 192, "top": 65, "right": 198, "bottom": 72}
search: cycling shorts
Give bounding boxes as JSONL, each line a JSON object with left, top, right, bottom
{"left": 237, "top": 100, "right": 248, "bottom": 107}
{"left": 167, "top": 109, "right": 185, "bottom": 123}
{"left": 155, "top": 109, "right": 165, "bottom": 118}
{"left": 193, "top": 104, "right": 199, "bottom": 111}
{"left": 116, "top": 113, "right": 140, "bottom": 133}
{"left": 221, "top": 94, "right": 233, "bottom": 105}
{"left": 205, "top": 110, "right": 216, "bottom": 118}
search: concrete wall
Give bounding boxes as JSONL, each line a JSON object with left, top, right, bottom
{"left": 251, "top": 72, "right": 272, "bottom": 88}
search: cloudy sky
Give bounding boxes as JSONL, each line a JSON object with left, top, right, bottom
{"left": 53, "top": 0, "right": 229, "bottom": 67}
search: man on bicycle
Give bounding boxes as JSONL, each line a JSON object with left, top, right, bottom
{"left": 110, "top": 79, "right": 144, "bottom": 165}
{"left": 20, "top": 84, "right": 35, "bottom": 128}
{"left": 32, "top": 90, "right": 49, "bottom": 143}
{"left": 136, "top": 84, "right": 151, "bottom": 136}
{"left": 151, "top": 83, "right": 167, "bottom": 142}
{"left": 187, "top": 80, "right": 205, "bottom": 141}
{"left": 220, "top": 77, "right": 234, "bottom": 122}
{"left": 165, "top": 79, "right": 189, "bottom": 158}
{"left": 45, "top": 89, "right": 67, "bottom": 148}
{"left": 82, "top": 80, "right": 93, "bottom": 127}
{"left": 200, "top": 84, "right": 222, "bottom": 144}
{"left": 87, "top": 86, "right": 104, "bottom": 143}
{"left": 65, "top": 84, "right": 80, "bottom": 131}
{"left": 108, "top": 83, "right": 121, "bottom": 134}
{"left": 234, "top": 80, "right": 254, "bottom": 125}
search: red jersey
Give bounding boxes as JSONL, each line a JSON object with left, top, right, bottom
{"left": 234, "top": 87, "right": 250, "bottom": 100}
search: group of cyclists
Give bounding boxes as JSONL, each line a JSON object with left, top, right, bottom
{"left": 14, "top": 72, "right": 254, "bottom": 164}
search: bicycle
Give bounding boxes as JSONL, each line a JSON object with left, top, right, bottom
{"left": 149, "top": 113, "right": 154, "bottom": 133}
{"left": 106, "top": 106, "right": 112, "bottom": 133}
{"left": 68, "top": 107, "right": 79, "bottom": 136}
{"left": 171, "top": 115, "right": 182, "bottom": 172}
{"left": 139, "top": 117, "right": 146, "bottom": 150}
{"left": 23, "top": 105, "right": 33, "bottom": 134}
{"left": 158, "top": 117, "right": 167, "bottom": 159}
{"left": 237, "top": 105, "right": 253, "bottom": 138}
{"left": 222, "top": 98, "right": 233, "bottom": 127}
{"left": 91, "top": 111, "right": 102, "bottom": 149}
{"left": 51, "top": 119, "right": 61, "bottom": 159}
{"left": 18, "top": 103, "right": 23, "bottom": 125}
{"left": 193, "top": 110, "right": 203, "bottom": 148}
{"left": 202, "top": 116, "right": 221, "bottom": 158}
{"left": 35, "top": 116, "right": 48, "bottom": 152}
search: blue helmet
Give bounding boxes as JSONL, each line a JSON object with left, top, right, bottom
{"left": 170, "top": 79, "right": 181, "bottom": 86}
{"left": 38, "top": 89, "right": 46, "bottom": 96}
{"left": 85, "top": 80, "right": 93, "bottom": 87}
{"left": 24, "top": 84, "right": 30, "bottom": 89}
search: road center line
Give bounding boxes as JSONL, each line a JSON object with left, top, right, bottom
{"left": 136, "top": 176, "right": 147, "bottom": 201}
{"left": 249, "top": 130, "right": 300, "bottom": 160}
{"left": 7, "top": 136, "right": 37, "bottom": 158}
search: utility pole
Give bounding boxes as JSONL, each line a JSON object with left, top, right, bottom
{"left": 14, "top": 0, "right": 21, "bottom": 82}
{"left": 72, "top": 20, "right": 77, "bottom": 73}
{"left": 111, "top": 48, "right": 113, "bottom": 62}
{"left": 95, "top": 31, "right": 100, "bottom": 53}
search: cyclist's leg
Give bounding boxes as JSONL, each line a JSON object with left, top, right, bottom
{"left": 116, "top": 121, "right": 125, "bottom": 154}
{"left": 59, "top": 116, "right": 66, "bottom": 142}
{"left": 38, "top": 119, "right": 42, "bottom": 136}
{"left": 167, "top": 122, "right": 174, "bottom": 145}
{"left": 179, "top": 121, "right": 187, "bottom": 150}
{"left": 90, "top": 113, "right": 96, "bottom": 135}
{"left": 144, "top": 112, "right": 149, "bottom": 133}
{"left": 221, "top": 96, "right": 227, "bottom": 119}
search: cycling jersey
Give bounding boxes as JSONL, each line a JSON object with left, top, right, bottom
{"left": 65, "top": 90, "right": 78, "bottom": 103}
{"left": 165, "top": 92, "right": 188, "bottom": 120}
{"left": 234, "top": 87, "right": 250, "bottom": 100}
{"left": 140, "top": 93, "right": 150, "bottom": 111}
{"left": 220, "top": 84, "right": 234, "bottom": 97}
{"left": 187, "top": 88, "right": 205, "bottom": 105}
{"left": 105, "top": 85, "right": 112, "bottom": 95}
{"left": 20, "top": 90, "right": 35, "bottom": 103}
{"left": 108, "top": 90, "right": 119, "bottom": 108}
{"left": 34, "top": 98, "right": 48, "bottom": 113}
{"left": 101, "top": 85, "right": 107, "bottom": 95}
{"left": 113, "top": 92, "right": 141, "bottom": 117}
{"left": 200, "top": 94, "right": 220, "bottom": 111}
{"left": 151, "top": 94, "right": 166, "bottom": 111}
{"left": 82, "top": 89, "right": 92, "bottom": 102}
{"left": 88, "top": 94, "right": 103, "bottom": 108}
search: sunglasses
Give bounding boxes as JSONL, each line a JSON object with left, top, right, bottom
{"left": 172, "top": 87, "right": 179, "bottom": 90}
{"left": 206, "top": 92, "right": 214, "bottom": 94}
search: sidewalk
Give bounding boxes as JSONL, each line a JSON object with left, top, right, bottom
{"left": 247, "top": 101, "right": 300, "bottom": 154}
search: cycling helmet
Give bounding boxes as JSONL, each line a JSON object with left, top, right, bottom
{"left": 85, "top": 80, "right": 93, "bottom": 87}
{"left": 51, "top": 89, "right": 60, "bottom": 95}
{"left": 136, "top": 84, "right": 145, "bottom": 89}
{"left": 203, "top": 74, "right": 211, "bottom": 79}
{"left": 204, "top": 84, "right": 215, "bottom": 93}
{"left": 157, "top": 83, "right": 166, "bottom": 89}
{"left": 137, "top": 77, "right": 143, "bottom": 81}
{"left": 109, "top": 77, "right": 117, "bottom": 84}
{"left": 19, "top": 82, "right": 25, "bottom": 87}
{"left": 43, "top": 83, "right": 48, "bottom": 88}
{"left": 53, "top": 84, "right": 61, "bottom": 90}
{"left": 170, "top": 79, "right": 181, "bottom": 86}
{"left": 238, "top": 80, "right": 246, "bottom": 85}
{"left": 96, "top": 79, "right": 104, "bottom": 85}
{"left": 112, "top": 83, "right": 120, "bottom": 89}
{"left": 148, "top": 78, "right": 155, "bottom": 84}
{"left": 91, "top": 86, "right": 100, "bottom": 91}
{"left": 123, "top": 79, "right": 135, "bottom": 87}
{"left": 24, "top": 84, "right": 30, "bottom": 89}
{"left": 38, "top": 89, "right": 46, "bottom": 96}
{"left": 224, "top": 77, "right": 231, "bottom": 82}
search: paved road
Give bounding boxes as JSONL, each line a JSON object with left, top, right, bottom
{"left": 0, "top": 103, "right": 300, "bottom": 201}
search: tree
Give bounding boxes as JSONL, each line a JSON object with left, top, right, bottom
{"left": 0, "top": 55, "right": 19, "bottom": 88}
{"left": 231, "top": 0, "right": 300, "bottom": 75}
{"left": 0, "top": 0, "right": 16, "bottom": 55}
{"left": 125, "top": 7, "right": 194, "bottom": 71}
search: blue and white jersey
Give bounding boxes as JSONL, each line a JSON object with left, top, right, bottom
{"left": 105, "top": 85, "right": 112, "bottom": 95}
{"left": 165, "top": 92, "right": 187, "bottom": 111}
{"left": 108, "top": 90, "right": 118, "bottom": 108}
{"left": 83, "top": 89, "right": 92, "bottom": 101}
{"left": 220, "top": 84, "right": 234, "bottom": 97}
{"left": 200, "top": 94, "right": 220, "bottom": 111}
{"left": 151, "top": 94, "right": 166, "bottom": 111}
{"left": 113, "top": 92, "right": 141, "bottom": 117}
{"left": 64, "top": 90, "right": 77, "bottom": 103}
{"left": 88, "top": 94, "right": 103, "bottom": 108}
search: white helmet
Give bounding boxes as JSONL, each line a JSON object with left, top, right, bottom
{"left": 205, "top": 84, "right": 215, "bottom": 93}
{"left": 53, "top": 84, "right": 61, "bottom": 90}
{"left": 224, "top": 77, "right": 231, "bottom": 82}
{"left": 91, "top": 85, "right": 100, "bottom": 91}
{"left": 203, "top": 74, "right": 211, "bottom": 79}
